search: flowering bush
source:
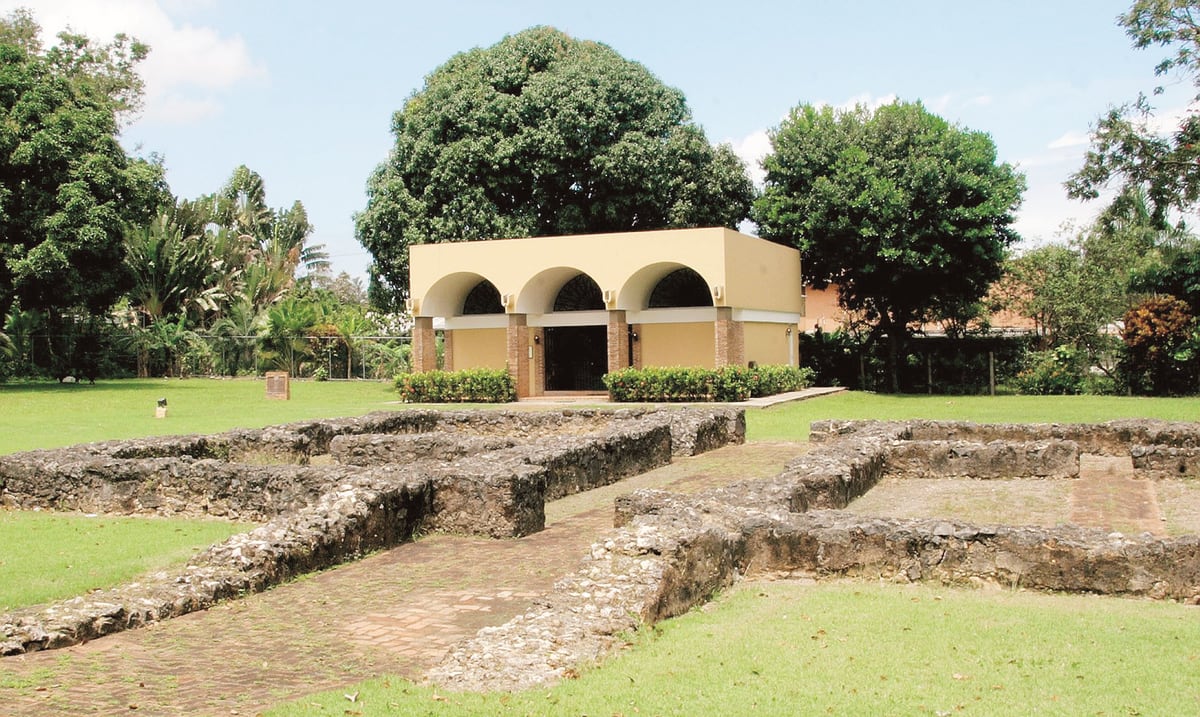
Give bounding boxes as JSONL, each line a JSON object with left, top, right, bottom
{"left": 395, "top": 368, "right": 515, "bottom": 403}
{"left": 1120, "top": 295, "right": 1199, "bottom": 395}
{"left": 603, "top": 365, "right": 814, "bottom": 402}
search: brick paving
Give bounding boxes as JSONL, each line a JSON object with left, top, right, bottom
{"left": 1070, "top": 454, "right": 1165, "bottom": 536}
{"left": 0, "top": 442, "right": 808, "bottom": 717}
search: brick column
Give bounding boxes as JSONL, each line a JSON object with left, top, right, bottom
{"left": 532, "top": 328, "right": 545, "bottom": 396}
{"left": 412, "top": 316, "right": 437, "bottom": 373}
{"left": 714, "top": 307, "right": 745, "bottom": 368}
{"left": 607, "top": 310, "right": 630, "bottom": 374}
{"left": 506, "top": 313, "right": 530, "bottom": 398}
{"left": 631, "top": 324, "right": 642, "bottom": 369}
{"left": 442, "top": 330, "right": 455, "bottom": 372}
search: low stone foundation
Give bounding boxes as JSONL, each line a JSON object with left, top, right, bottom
{"left": 431, "top": 418, "right": 1200, "bottom": 692}
{"left": 0, "top": 406, "right": 743, "bottom": 656}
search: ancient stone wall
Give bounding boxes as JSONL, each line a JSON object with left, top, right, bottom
{"left": 0, "top": 406, "right": 742, "bottom": 656}
{"left": 432, "top": 417, "right": 1200, "bottom": 692}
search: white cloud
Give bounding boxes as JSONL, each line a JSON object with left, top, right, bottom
{"left": 1047, "top": 130, "right": 1090, "bottom": 150}
{"left": 828, "top": 92, "right": 898, "bottom": 113}
{"left": 729, "top": 129, "right": 771, "bottom": 187}
{"left": 0, "top": 0, "right": 266, "bottom": 124}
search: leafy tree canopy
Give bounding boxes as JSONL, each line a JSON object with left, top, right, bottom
{"left": 0, "top": 9, "right": 166, "bottom": 319}
{"left": 356, "top": 26, "right": 754, "bottom": 300}
{"left": 1067, "top": 0, "right": 1200, "bottom": 223}
{"left": 753, "top": 100, "right": 1025, "bottom": 391}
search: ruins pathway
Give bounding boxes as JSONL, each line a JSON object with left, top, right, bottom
{"left": 1070, "top": 454, "right": 1165, "bottom": 536}
{"left": 0, "top": 442, "right": 809, "bottom": 716}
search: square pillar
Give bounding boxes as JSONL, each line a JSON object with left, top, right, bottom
{"left": 631, "top": 324, "right": 642, "bottom": 369}
{"left": 412, "top": 316, "right": 437, "bottom": 373}
{"left": 442, "top": 329, "right": 455, "bottom": 372}
{"left": 607, "top": 310, "right": 630, "bottom": 374}
{"left": 532, "top": 328, "right": 545, "bottom": 396}
{"left": 506, "top": 313, "right": 530, "bottom": 398}
{"left": 714, "top": 307, "right": 745, "bottom": 368}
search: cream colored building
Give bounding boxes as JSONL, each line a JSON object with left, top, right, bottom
{"left": 408, "top": 227, "right": 804, "bottom": 397}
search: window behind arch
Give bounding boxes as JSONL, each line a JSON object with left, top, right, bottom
{"left": 552, "top": 273, "right": 604, "bottom": 311}
{"left": 462, "top": 279, "right": 504, "bottom": 315}
{"left": 648, "top": 267, "right": 712, "bottom": 308}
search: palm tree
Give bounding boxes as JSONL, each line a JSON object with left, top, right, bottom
{"left": 124, "top": 209, "right": 223, "bottom": 326}
{"left": 264, "top": 298, "right": 317, "bottom": 376}
{"left": 211, "top": 298, "right": 262, "bottom": 375}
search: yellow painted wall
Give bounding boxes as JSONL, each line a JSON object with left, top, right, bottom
{"left": 743, "top": 322, "right": 794, "bottom": 367}
{"left": 451, "top": 328, "right": 507, "bottom": 370}
{"left": 640, "top": 322, "right": 714, "bottom": 369}
{"left": 721, "top": 230, "right": 804, "bottom": 313}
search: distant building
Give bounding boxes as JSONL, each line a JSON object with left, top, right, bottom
{"left": 407, "top": 227, "right": 804, "bottom": 398}
{"left": 800, "top": 284, "right": 1039, "bottom": 337}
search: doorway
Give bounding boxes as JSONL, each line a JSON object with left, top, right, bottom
{"left": 544, "top": 325, "right": 607, "bottom": 391}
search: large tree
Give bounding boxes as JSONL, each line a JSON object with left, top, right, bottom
{"left": 0, "top": 9, "right": 166, "bottom": 320}
{"left": 356, "top": 26, "right": 754, "bottom": 301}
{"left": 1067, "top": 0, "right": 1200, "bottom": 223}
{"left": 754, "top": 100, "right": 1025, "bottom": 391}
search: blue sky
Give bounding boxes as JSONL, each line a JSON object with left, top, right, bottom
{"left": 6, "top": 0, "right": 1184, "bottom": 281}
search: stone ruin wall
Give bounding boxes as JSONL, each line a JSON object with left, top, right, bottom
{"left": 430, "top": 418, "right": 1200, "bottom": 692}
{"left": 0, "top": 407, "right": 745, "bottom": 656}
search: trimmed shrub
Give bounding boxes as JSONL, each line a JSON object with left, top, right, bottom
{"left": 604, "top": 365, "right": 813, "bottom": 402}
{"left": 395, "top": 369, "right": 516, "bottom": 403}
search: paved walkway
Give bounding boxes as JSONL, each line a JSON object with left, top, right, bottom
{"left": 0, "top": 442, "right": 810, "bottom": 716}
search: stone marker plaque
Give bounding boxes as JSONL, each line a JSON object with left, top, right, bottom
{"left": 265, "top": 371, "right": 290, "bottom": 400}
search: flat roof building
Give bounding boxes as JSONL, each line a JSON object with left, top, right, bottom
{"left": 408, "top": 227, "right": 804, "bottom": 398}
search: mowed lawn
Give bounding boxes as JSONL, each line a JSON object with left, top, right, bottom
{"left": 0, "top": 378, "right": 401, "bottom": 454}
{"left": 0, "top": 511, "right": 253, "bottom": 612}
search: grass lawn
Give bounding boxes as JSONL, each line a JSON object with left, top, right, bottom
{"left": 269, "top": 580, "right": 1200, "bottom": 716}
{"left": 748, "top": 391, "right": 1200, "bottom": 441}
{"left": 0, "top": 509, "right": 252, "bottom": 612}
{"left": 0, "top": 378, "right": 402, "bottom": 454}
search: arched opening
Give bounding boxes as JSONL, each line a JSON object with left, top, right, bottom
{"left": 553, "top": 273, "right": 604, "bottom": 311}
{"left": 648, "top": 267, "right": 713, "bottom": 308}
{"left": 545, "top": 272, "right": 606, "bottom": 391}
{"left": 461, "top": 279, "right": 504, "bottom": 315}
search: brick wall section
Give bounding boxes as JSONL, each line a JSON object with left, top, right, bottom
{"left": 506, "top": 314, "right": 529, "bottom": 398}
{"left": 411, "top": 316, "right": 436, "bottom": 373}
{"left": 607, "top": 310, "right": 629, "bottom": 374}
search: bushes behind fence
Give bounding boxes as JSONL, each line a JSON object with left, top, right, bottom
{"left": 603, "top": 365, "right": 814, "bottom": 402}
{"left": 395, "top": 369, "right": 516, "bottom": 403}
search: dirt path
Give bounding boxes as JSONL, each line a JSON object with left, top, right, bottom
{"left": 0, "top": 442, "right": 808, "bottom": 716}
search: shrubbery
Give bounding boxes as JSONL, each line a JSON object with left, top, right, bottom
{"left": 394, "top": 368, "right": 516, "bottom": 403}
{"left": 603, "top": 365, "right": 814, "bottom": 402}
{"left": 1012, "top": 347, "right": 1088, "bottom": 395}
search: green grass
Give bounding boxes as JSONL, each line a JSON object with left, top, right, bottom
{"left": 0, "top": 509, "right": 252, "bottom": 611}
{"left": 269, "top": 580, "right": 1200, "bottom": 716}
{"left": 0, "top": 378, "right": 402, "bottom": 454}
{"left": 748, "top": 391, "right": 1200, "bottom": 441}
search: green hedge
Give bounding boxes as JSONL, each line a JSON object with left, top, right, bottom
{"left": 603, "top": 365, "right": 814, "bottom": 402}
{"left": 394, "top": 368, "right": 516, "bottom": 403}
